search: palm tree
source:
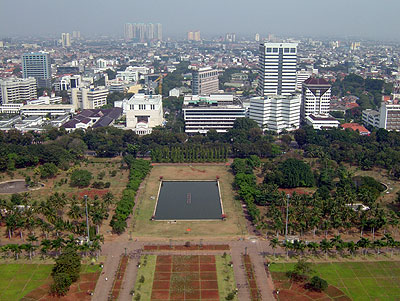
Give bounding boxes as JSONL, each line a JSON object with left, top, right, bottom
{"left": 346, "top": 241, "right": 357, "bottom": 257}
{"left": 307, "top": 242, "right": 319, "bottom": 256}
{"left": 5, "top": 214, "right": 17, "bottom": 239}
{"left": 357, "top": 237, "right": 371, "bottom": 256}
{"left": 330, "top": 235, "right": 344, "bottom": 256}
{"left": 68, "top": 204, "right": 83, "bottom": 220}
{"left": 319, "top": 238, "right": 333, "bottom": 259}
{"left": 373, "top": 239, "right": 386, "bottom": 256}
{"left": 269, "top": 238, "right": 279, "bottom": 257}
{"left": 283, "top": 241, "right": 293, "bottom": 259}
{"left": 40, "top": 239, "right": 52, "bottom": 259}
{"left": 383, "top": 233, "right": 395, "bottom": 257}
{"left": 8, "top": 244, "right": 22, "bottom": 260}
{"left": 91, "top": 209, "right": 105, "bottom": 235}
{"left": 51, "top": 237, "right": 65, "bottom": 256}
{"left": 21, "top": 243, "right": 36, "bottom": 260}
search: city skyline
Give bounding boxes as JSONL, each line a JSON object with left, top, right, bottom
{"left": 1, "top": 0, "right": 400, "bottom": 41}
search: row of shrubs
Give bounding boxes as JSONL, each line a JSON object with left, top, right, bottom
{"left": 110, "top": 158, "right": 152, "bottom": 234}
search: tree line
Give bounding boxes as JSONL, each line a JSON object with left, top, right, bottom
{"left": 110, "top": 157, "right": 151, "bottom": 234}
{"left": 150, "top": 145, "right": 229, "bottom": 163}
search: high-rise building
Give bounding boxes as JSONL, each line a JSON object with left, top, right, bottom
{"left": 257, "top": 42, "right": 298, "bottom": 96}
{"left": 225, "top": 33, "right": 236, "bottom": 42}
{"left": 255, "top": 33, "right": 260, "bottom": 42}
{"left": 0, "top": 77, "right": 37, "bottom": 104}
{"left": 155, "top": 23, "right": 162, "bottom": 40}
{"left": 188, "top": 31, "right": 201, "bottom": 41}
{"left": 72, "top": 31, "right": 81, "bottom": 39}
{"left": 124, "top": 23, "right": 162, "bottom": 42}
{"left": 192, "top": 67, "right": 219, "bottom": 95}
{"left": 61, "top": 33, "right": 71, "bottom": 47}
{"left": 249, "top": 95, "right": 300, "bottom": 133}
{"left": 301, "top": 77, "right": 331, "bottom": 118}
{"left": 22, "top": 52, "right": 52, "bottom": 89}
{"left": 124, "top": 23, "right": 134, "bottom": 40}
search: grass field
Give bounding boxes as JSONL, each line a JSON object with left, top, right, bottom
{"left": 0, "top": 157, "right": 129, "bottom": 201}
{"left": 134, "top": 255, "right": 157, "bottom": 300}
{"left": 270, "top": 261, "right": 400, "bottom": 301}
{"left": 0, "top": 263, "right": 101, "bottom": 301}
{"left": 132, "top": 165, "right": 248, "bottom": 238}
{"left": 215, "top": 255, "right": 238, "bottom": 300}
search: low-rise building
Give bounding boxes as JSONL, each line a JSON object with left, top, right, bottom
{"left": 0, "top": 77, "right": 37, "bottom": 104}
{"left": 62, "top": 108, "right": 122, "bottom": 132}
{"left": 20, "top": 104, "right": 75, "bottom": 116}
{"left": 362, "top": 109, "right": 380, "bottom": 128}
{"left": 362, "top": 101, "right": 400, "bottom": 131}
{"left": 341, "top": 123, "right": 370, "bottom": 135}
{"left": 305, "top": 114, "right": 340, "bottom": 130}
{"left": 0, "top": 103, "right": 24, "bottom": 114}
{"left": 114, "top": 94, "right": 163, "bottom": 135}
{"left": 70, "top": 86, "right": 109, "bottom": 110}
{"left": 249, "top": 95, "right": 300, "bottom": 133}
{"left": 183, "top": 94, "right": 245, "bottom": 133}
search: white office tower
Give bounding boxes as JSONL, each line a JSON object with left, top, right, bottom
{"left": 255, "top": 33, "right": 260, "bottom": 42}
{"left": 0, "top": 77, "right": 37, "bottom": 104}
{"left": 114, "top": 94, "right": 163, "bottom": 135}
{"left": 249, "top": 95, "right": 300, "bottom": 133}
{"left": 70, "top": 86, "right": 109, "bottom": 110}
{"left": 257, "top": 42, "right": 298, "bottom": 96}
{"left": 192, "top": 67, "right": 219, "bottom": 95}
{"left": 301, "top": 77, "right": 331, "bottom": 118}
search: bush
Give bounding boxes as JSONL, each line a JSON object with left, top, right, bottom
{"left": 225, "top": 292, "right": 235, "bottom": 300}
{"left": 92, "top": 181, "right": 105, "bottom": 189}
{"left": 139, "top": 275, "right": 145, "bottom": 283}
{"left": 308, "top": 276, "right": 328, "bottom": 292}
{"left": 70, "top": 169, "right": 92, "bottom": 188}
{"left": 39, "top": 163, "right": 58, "bottom": 179}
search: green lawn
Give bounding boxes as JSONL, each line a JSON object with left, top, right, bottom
{"left": 134, "top": 255, "right": 157, "bottom": 301}
{"left": 132, "top": 165, "right": 247, "bottom": 238}
{"left": 216, "top": 255, "right": 238, "bottom": 300}
{"left": 0, "top": 263, "right": 102, "bottom": 301}
{"left": 269, "top": 261, "right": 400, "bottom": 300}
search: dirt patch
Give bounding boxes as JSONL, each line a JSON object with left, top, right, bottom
{"left": 151, "top": 255, "right": 220, "bottom": 300}
{"left": 21, "top": 272, "right": 100, "bottom": 301}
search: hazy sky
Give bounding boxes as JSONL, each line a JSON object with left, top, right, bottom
{"left": 1, "top": 0, "right": 399, "bottom": 40}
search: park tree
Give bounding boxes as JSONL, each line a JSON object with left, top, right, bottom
{"left": 70, "top": 169, "right": 92, "bottom": 188}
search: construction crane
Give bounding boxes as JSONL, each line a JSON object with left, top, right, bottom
{"left": 154, "top": 74, "right": 164, "bottom": 95}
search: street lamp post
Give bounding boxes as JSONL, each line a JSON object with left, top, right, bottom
{"left": 84, "top": 195, "right": 90, "bottom": 242}
{"left": 285, "top": 194, "right": 290, "bottom": 242}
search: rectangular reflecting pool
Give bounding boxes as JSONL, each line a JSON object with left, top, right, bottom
{"left": 153, "top": 180, "right": 224, "bottom": 220}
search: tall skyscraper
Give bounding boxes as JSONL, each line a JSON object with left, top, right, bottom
{"left": 124, "top": 23, "right": 162, "bottom": 42}
{"left": 22, "top": 52, "right": 52, "bottom": 89}
{"left": 61, "top": 33, "right": 71, "bottom": 47}
{"left": 257, "top": 42, "right": 298, "bottom": 96}
{"left": 188, "top": 31, "right": 201, "bottom": 41}
{"left": 301, "top": 77, "right": 331, "bottom": 118}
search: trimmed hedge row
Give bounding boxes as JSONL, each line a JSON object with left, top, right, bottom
{"left": 110, "top": 159, "right": 152, "bottom": 234}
